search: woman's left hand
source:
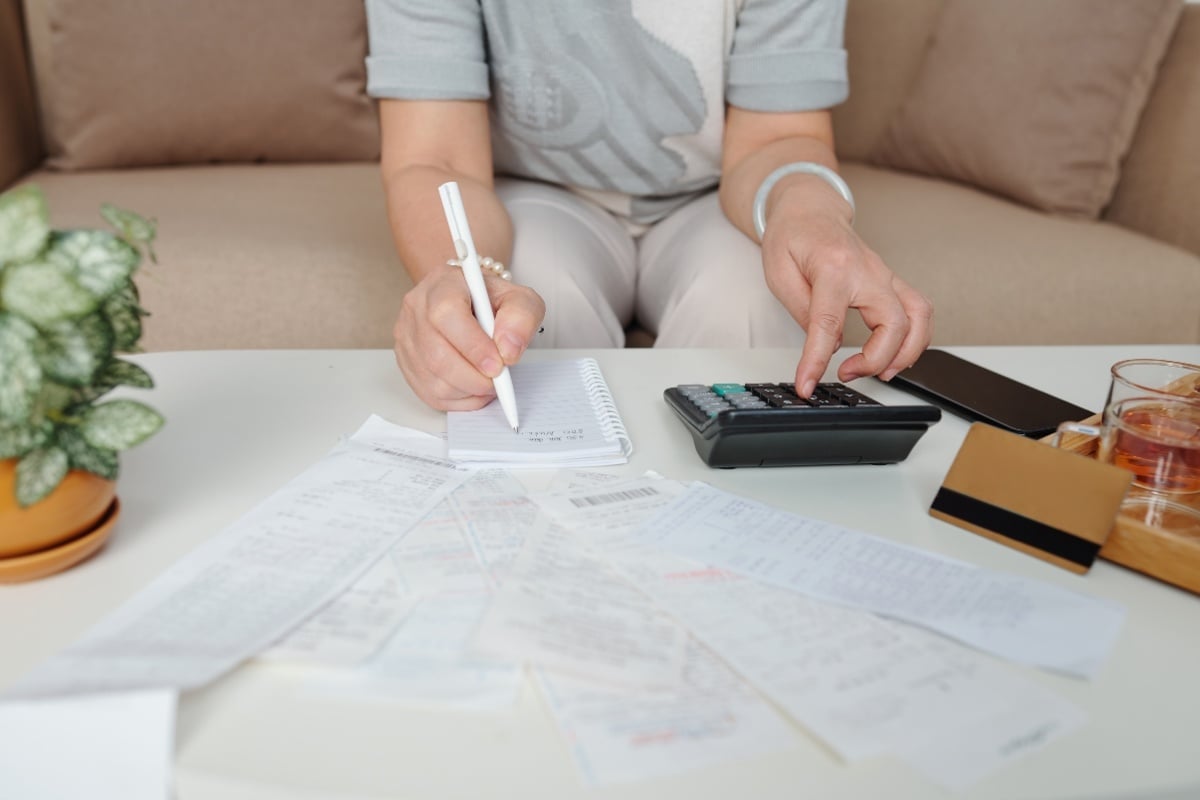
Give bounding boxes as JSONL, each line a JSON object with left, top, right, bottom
{"left": 760, "top": 179, "right": 933, "bottom": 397}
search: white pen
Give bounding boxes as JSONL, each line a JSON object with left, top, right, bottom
{"left": 437, "top": 181, "right": 521, "bottom": 432}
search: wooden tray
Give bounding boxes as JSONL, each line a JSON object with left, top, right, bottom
{"left": 1045, "top": 374, "right": 1200, "bottom": 594}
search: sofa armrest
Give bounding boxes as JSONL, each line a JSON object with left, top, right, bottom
{"left": 1106, "top": 5, "right": 1200, "bottom": 258}
{"left": 0, "top": 0, "right": 42, "bottom": 189}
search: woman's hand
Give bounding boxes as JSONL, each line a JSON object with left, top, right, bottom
{"left": 761, "top": 180, "right": 933, "bottom": 397}
{"left": 392, "top": 264, "right": 545, "bottom": 411}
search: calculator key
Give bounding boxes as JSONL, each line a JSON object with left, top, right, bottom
{"left": 711, "top": 383, "right": 747, "bottom": 396}
{"left": 810, "top": 390, "right": 847, "bottom": 407}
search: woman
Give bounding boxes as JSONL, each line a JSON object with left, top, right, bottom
{"left": 365, "top": 0, "right": 932, "bottom": 412}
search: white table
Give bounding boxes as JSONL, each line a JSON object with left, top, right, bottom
{"left": 3, "top": 345, "right": 1199, "bottom": 800}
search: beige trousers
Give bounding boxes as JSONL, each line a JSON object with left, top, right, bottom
{"left": 495, "top": 178, "right": 806, "bottom": 349}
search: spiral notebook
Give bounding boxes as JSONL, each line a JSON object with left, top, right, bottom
{"left": 447, "top": 357, "right": 633, "bottom": 467}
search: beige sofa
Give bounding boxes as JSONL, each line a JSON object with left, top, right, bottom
{"left": 2, "top": 0, "right": 1198, "bottom": 353}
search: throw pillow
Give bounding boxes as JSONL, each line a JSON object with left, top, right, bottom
{"left": 869, "top": 0, "right": 1183, "bottom": 217}
{"left": 26, "top": 0, "right": 380, "bottom": 169}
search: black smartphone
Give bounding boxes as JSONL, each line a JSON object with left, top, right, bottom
{"left": 885, "top": 349, "right": 1093, "bottom": 438}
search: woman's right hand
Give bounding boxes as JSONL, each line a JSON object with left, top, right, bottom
{"left": 393, "top": 264, "right": 546, "bottom": 411}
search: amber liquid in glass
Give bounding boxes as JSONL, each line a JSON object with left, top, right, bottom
{"left": 1110, "top": 406, "right": 1200, "bottom": 494}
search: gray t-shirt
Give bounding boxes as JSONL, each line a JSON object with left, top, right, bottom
{"left": 366, "top": 0, "right": 848, "bottom": 224}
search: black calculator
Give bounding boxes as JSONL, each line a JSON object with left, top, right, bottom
{"left": 664, "top": 381, "right": 941, "bottom": 468}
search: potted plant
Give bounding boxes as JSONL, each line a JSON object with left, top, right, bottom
{"left": 0, "top": 184, "right": 163, "bottom": 575}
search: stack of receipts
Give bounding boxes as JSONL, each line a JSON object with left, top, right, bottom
{"left": 0, "top": 415, "right": 1128, "bottom": 796}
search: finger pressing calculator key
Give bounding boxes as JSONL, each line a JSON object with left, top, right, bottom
{"left": 663, "top": 381, "right": 941, "bottom": 467}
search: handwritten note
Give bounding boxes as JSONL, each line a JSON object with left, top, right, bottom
{"left": 447, "top": 358, "right": 632, "bottom": 467}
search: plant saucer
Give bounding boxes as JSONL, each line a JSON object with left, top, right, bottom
{"left": 0, "top": 499, "right": 120, "bottom": 584}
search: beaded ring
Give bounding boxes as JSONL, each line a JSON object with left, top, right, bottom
{"left": 447, "top": 255, "right": 512, "bottom": 281}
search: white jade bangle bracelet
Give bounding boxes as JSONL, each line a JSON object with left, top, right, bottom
{"left": 752, "top": 161, "right": 856, "bottom": 240}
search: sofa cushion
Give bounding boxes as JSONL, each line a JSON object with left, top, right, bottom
{"left": 1106, "top": 5, "right": 1200, "bottom": 258}
{"left": 841, "top": 162, "right": 1200, "bottom": 346}
{"left": 868, "top": 0, "right": 1183, "bottom": 218}
{"left": 24, "top": 0, "right": 379, "bottom": 170}
{"left": 20, "top": 164, "right": 410, "bottom": 351}
{"left": 0, "top": 0, "right": 41, "bottom": 187}
{"left": 832, "top": 0, "right": 945, "bottom": 163}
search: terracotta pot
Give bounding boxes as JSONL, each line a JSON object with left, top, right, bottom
{"left": 0, "top": 459, "right": 117, "bottom": 559}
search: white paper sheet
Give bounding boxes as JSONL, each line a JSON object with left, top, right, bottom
{"left": 265, "top": 468, "right": 524, "bottom": 707}
{"left": 534, "top": 638, "right": 797, "bottom": 787}
{"left": 0, "top": 690, "right": 175, "bottom": 800}
{"left": 5, "top": 416, "right": 470, "bottom": 699}
{"left": 258, "top": 554, "right": 419, "bottom": 667}
{"left": 636, "top": 482, "right": 1126, "bottom": 678}
{"left": 451, "top": 472, "right": 544, "bottom": 585}
{"left": 473, "top": 513, "right": 687, "bottom": 689}
{"left": 350, "top": 589, "right": 522, "bottom": 710}
{"left": 900, "top": 695, "right": 1086, "bottom": 791}
{"left": 493, "top": 474, "right": 797, "bottom": 786}
{"left": 532, "top": 477, "right": 1087, "bottom": 787}
{"left": 637, "top": 566, "right": 1086, "bottom": 769}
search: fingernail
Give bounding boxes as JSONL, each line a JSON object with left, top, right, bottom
{"left": 481, "top": 356, "right": 501, "bottom": 377}
{"left": 800, "top": 379, "right": 816, "bottom": 398}
{"left": 498, "top": 333, "right": 524, "bottom": 363}
{"left": 879, "top": 368, "right": 898, "bottom": 381}
{"left": 841, "top": 372, "right": 861, "bottom": 383}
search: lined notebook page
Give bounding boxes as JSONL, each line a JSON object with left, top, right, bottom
{"left": 447, "top": 358, "right": 632, "bottom": 467}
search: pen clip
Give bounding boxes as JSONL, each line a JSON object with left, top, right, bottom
{"left": 438, "top": 183, "right": 478, "bottom": 264}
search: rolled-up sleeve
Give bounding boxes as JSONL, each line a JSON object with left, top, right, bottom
{"left": 728, "top": 0, "right": 849, "bottom": 112}
{"left": 365, "top": 0, "right": 490, "bottom": 100}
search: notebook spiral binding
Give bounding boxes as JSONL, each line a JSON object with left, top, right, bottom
{"left": 579, "top": 358, "right": 633, "bottom": 456}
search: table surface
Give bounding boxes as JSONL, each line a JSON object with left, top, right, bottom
{"left": 3, "top": 345, "right": 1199, "bottom": 800}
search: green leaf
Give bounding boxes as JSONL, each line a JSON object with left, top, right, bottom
{"left": 33, "top": 313, "right": 114, "bottom": 386}
{"left": 36, "top": 379, "right": 77, "bottom": 414}
{"left": 44, "top": 230, "right": 140, "bottom": 301}
{"left": 0, "top": 313, "right": 42, "bottom": 424}
{"left": 107, "top": 278, "right": 143, "bottom": 309}
{"left": 56, "top": 424, "right": 119, "bottom": 480}
{"left": 0, "top": 421, "right": 50, "bottom": 460}
{"left": 71, "top": 357, "right": 154, "bottom": 404}
{"left": 0, "top": 185, "right": 51, "bottom": 266}
{"left": 15, "top": 446, "right": 69, "bottom": 507}
{"left": 97, "top": 357, "right": 154, "bottom": 389}
{"left": 102, "top": 285, "right": 144, "bottom": 351}
{"left": 1, "top": 261, "right": 98, "bottom": 325}
{"left": 101, "top": 204, "right": 157, "bottom": 262}
{"left": 80, "top": 398, "right": 163, "bottom": 451}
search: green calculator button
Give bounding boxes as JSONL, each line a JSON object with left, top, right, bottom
{"left": 711, "top": 383, "right": 747, "bottom": 396}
